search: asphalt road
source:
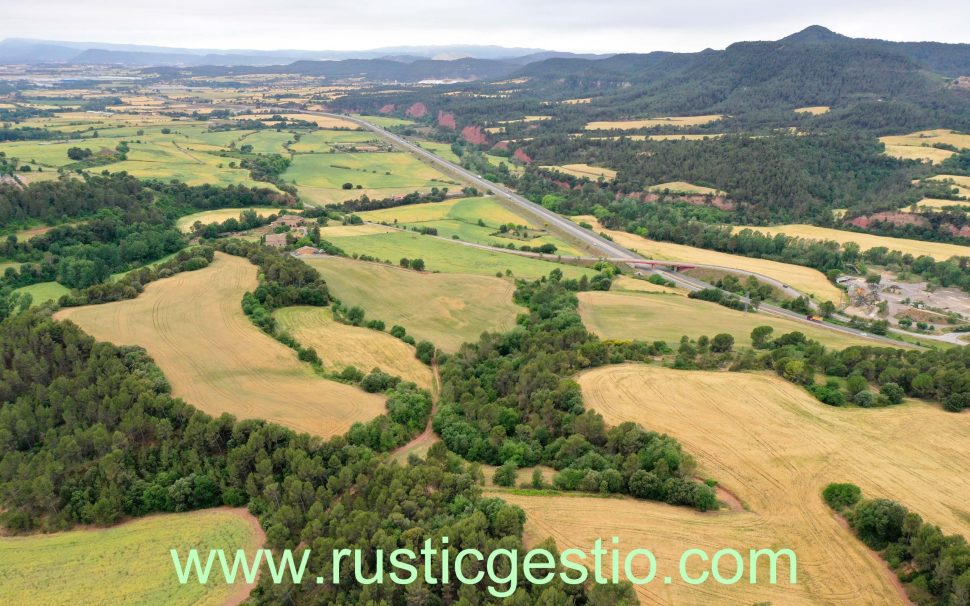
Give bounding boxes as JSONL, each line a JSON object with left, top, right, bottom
{"left": 319, "top": 112, "right": 639, "bottom": 259}
{"left": 202, "top": 104, "right": 925, "bottom": 348}
{"left": 323, "top": 111, "right": 925, "bottom": 347}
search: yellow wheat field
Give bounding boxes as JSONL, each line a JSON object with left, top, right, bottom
{"left": 732, "top": 223, "right": 970, "bottom": 261}
{"left": 501, "top": 365, "right": 970, "bottom": 605}
{"left": 175, "top": 207, "right": 288, "bottom": 233}
{"left": 55, "top": 253, "right": 385, "bottom": 438}
{"left": 574, "top": 216, "right": 843, "bottom": 301}
{"left": 274, "top": 306, "right": 434, "bottom": 389}
{"left": 577, "top": 290, "right": 878, "bottom": 349}
{"left": 928, "top": 174, "right": 970, "bottom": 198}
{"left": 644, "top": 133, "right": 724, "bottom": 141}
{"left": 647, "top": 181, "right": 722, "bottom": 195}
{"left": 794, "top": 106, "right": 831, "bottom": 115}
{"left": 611, "top": 275, "right": 683, "bottom": 294}
{"left": 233, "top": 113, "right": 360, "bottom": 129}
{"left": 541, "top": 164, "right": 618, "bottom": 180}
{"left": 905, "top": 198, "right": 970, "bottom": 213}
{"left": 585, "top": 115, "right": 724, "bottom": 130}
{"left": 878, "top": 129, "right": 970, "bottom": 164}
{"left": 881, "top": 129, "right": 970, "bottom": 151}
{"left": 882, "top": 144, "right": 956, "bottom": 164}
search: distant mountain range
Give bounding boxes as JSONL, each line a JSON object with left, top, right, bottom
{"left": 0, "top": 38, "right": 608, "bottom": 67}
{"left": 2, "top": 27, "right": 968, "bottom": 101}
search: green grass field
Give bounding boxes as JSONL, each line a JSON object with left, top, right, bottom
{"left": 318, "top": 228, "right": 593, "bottom": 279}
{"left": 283, "top": 151, "right": 455, "bottom": 204}
{"left": 236, "top": 130, "right": 296, "bottom": 154}
{"left": 357, "top": 197, "right": 585, "bottom": 256}
{"left": 0, "top": 118, "right": 277, "bottom": 187}
{"left": 302, "top": 255, "right": 523, "bottom": 350}
{"left": 287, "top": 129, "right": 380, "bottom": 153}
{"left": 0, "top": 140, "right": 92, "bottom": 169}
{"left": 415, "top": 140, "right": 462, "bottom": 163}
{"left": 578, "top": 290, "right": 885, "bottom": 349}
{"left": 0, "top": 113, "right": 455, "bottom": 198}
{"left": 354, "top": 114, "right": 416, "bottom": 128}
{"left": 98, "top": 140, "right": 271, "bottom": 188}
{"left": 0, "top": 508, "right": 263, "bottom": 606}
{"left": 15, "top": 282, "right": 71, "bottom": 306}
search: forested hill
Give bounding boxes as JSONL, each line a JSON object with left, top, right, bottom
{"left": 324, "top": 26, "right": 970, "bottom": 132}
{"left": 513, "top": 26, "right": 970, "bottom": 115}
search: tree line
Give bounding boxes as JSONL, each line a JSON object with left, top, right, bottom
{"left": 824, "top": 482, "right": 970, "bottom": 606}
{"left": 680, "top": 324, "right": 970, "bottom": 412}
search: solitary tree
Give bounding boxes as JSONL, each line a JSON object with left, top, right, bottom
{"left": 711, "top": 333, "right": 735, "bottom": 353}
{"left": 751, "top": 325, "right": 774, "bottom": 348}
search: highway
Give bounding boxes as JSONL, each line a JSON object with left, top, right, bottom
{"left": 318, "top": 111, "right": 924, "bottom": 348}
{"left": 318, "top": 112, "right": 639, "bottom": 259}
{"left": 199, "top": 103, "right": 925, "bottom": 348}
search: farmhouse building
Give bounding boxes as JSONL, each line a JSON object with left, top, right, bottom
{"left": 272, "top": 214, "right": 304, "bottom": 228}
{"left": 264, "top": 233, "right": 287, "bottom": 248}
{"left": 291, "top": 245, "right": 321, "bottom": 256}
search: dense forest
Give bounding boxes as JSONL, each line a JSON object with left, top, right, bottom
{"left": 436, "top": 272, "right": 718, "bottom": 510}
{"left": 522, "top": 132, "right": 922, "bottom": 223}
{"left": 333, "top": 27, "right": 970, "bottom": 137}
{"left": 0, "top": 175, "right": 297, "bottom": 293}
{"left": 0, "top": 311, "right": 617, "bottom": 603}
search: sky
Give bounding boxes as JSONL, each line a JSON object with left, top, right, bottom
{"left": 2, "top": 0, "right": 968, "bottom": 54}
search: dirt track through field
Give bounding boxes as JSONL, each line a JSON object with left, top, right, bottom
{"left": 56, "top": 253, "right": 385, "bottom": 438}
{"left": 503, "top": 365, "right": 970, "bottom": 605}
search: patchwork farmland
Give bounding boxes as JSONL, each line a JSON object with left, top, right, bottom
{"left": 55, "top": 253, "right": 386, "bottom": 437}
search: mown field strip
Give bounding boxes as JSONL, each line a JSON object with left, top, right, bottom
{"left": 575, "top": 216, "right": 843, "bottom": 302}
{"left": 733, "top": 223, "right": 970, "bottom": 261}
{"left": 578, "top": 290, "right": 875, "bottom": 349}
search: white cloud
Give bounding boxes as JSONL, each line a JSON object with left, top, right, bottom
{"left": 1, "top": 0, "right": 967, "bottom": 53}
